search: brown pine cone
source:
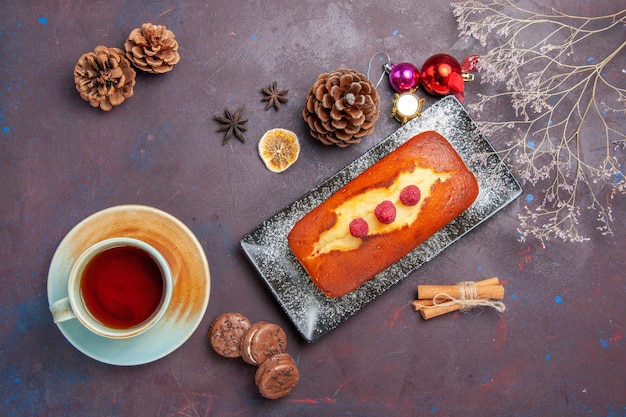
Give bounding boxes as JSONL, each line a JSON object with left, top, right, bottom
{"left": 124, "top": 23, "right": 180, "bottom": 74}
{"left": 73, "top": 46, "right": 136, "bottom": 111}
{"left": 302, "top": 68, "right": 380, "bottom": 147}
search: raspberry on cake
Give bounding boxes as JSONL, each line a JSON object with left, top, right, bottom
{"left": 399, "top": 185, "right": 421, "bottom": 206}
{"left": 349, "top": 218, "right": 369, "bottom": 238}
{"left": 374, "top": 200, "right": 397, "bottom": 224}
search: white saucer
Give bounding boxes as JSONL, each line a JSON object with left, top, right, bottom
{"left": 47, "top": 205, "right": 211, "bottom": 366}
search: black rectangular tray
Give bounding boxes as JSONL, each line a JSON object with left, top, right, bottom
{"left": 240, "top": 96, "right": 522, "bottom": 342}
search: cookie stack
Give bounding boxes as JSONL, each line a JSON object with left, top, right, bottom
{"left": 208, "top": 313, "right": 299, "bottom": 399}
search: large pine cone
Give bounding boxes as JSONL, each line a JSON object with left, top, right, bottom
{"left": 74, "top": 46, "right": 136, "bottom": 111}
{"left": 303, "top": 68, "right": 380, "bottom": 147}
{"left": 124, "top": 23, "right": 180, "bottom": 74}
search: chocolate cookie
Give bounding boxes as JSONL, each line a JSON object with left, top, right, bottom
{"left": 255, "top": 353, "right": 299, "bottom": 399}
{"left": 240, "top": 322, "right": 287, "bottom": 366}
{"left": 208, "top": 312, "right": 251, "bottom": 358}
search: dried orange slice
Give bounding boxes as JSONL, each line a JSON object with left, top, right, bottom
{"left": 258, "top": 128, "right": 300, "bottom": 173}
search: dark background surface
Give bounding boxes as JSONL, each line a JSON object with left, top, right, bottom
{"left": 1, "top": 0, "right": 624, "bottom": 416}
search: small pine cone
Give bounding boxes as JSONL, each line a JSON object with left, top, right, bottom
{"left": 302, "top": 68, "right": 380, "bottom": 147}
{"left": 124, "top": 23, "right": 180, "bottom": 74}
{"left": 74, "top": 46, "right": 136, "bottom": 111}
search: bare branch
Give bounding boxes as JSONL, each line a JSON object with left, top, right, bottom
{"left": 453, "top": 1, "right": 626, "bottom": 243}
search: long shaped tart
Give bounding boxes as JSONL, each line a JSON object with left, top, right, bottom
{"left": 287, "top": 130, "right": 479, "bottom": 298}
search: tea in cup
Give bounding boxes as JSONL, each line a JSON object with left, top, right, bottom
{"left": 50, "top": 237, "right": 173, "bottom": 339}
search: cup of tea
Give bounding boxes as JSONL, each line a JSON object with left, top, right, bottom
{"left": 49, "top": 237, "right": 173, "bottom": 339}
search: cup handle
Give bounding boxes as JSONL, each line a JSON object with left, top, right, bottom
{"left": 49, "top": 297, "right": 76, "bottom": 323}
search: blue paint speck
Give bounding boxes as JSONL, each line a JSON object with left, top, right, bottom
{"left": 392, "top": 29, "right": 399, "bottom": 36}
{"left": 431, "top": 407, "right": 437, "bottom": 413}
{"left": 600, "top": 338, "right": 610, "bottom": 348}
{"left": 555, "top": 295, "right": 563, "bottom": 304}
{"left": 545, "top": 353, "right": 551, "bottom": 361}
{"left": 528, "top": 140, "right": 536, "bottom": 149}
{"left": 2, "top": 126, "right": 9, "bottom": 133}
{"left": 511, "top": 294, "right": 517, "bottom": 299}
{"left": 614, "top": 167, "right": 624, "bottom": 184}
{"left": 251, "top": 34, "right": 257, "bottom": 40}
{"left": 38, "top": 17, "right": 48, "bottom": 25}
{"left": 477, "top": 266, "right": 482, "bottom": 272}
{"left": 587, "top": 56, "right": 595, "bottom": 63}
{"left": 525, "top": 194, "right": 534, "bottom": 203}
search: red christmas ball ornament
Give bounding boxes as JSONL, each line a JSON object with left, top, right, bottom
{"left": 420, "top": 54, "right": 467, "bottom": 102}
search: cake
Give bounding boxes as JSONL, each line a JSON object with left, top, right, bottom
{"left": 287, "top": 130, "right": 479, "bottom": 298}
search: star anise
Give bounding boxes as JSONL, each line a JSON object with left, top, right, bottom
{"left": 214, "top": 106, "right": 248, "bottom": 144}
{"left": 261, "top": 81, "right": 289, "bottom": 111}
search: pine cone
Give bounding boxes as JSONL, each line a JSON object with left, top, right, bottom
{"left": 74, "top": 46, "right": 136, "bottom": 111}
{"left": 302, "top": 68, "right": 380, "bottom": 147}
{"left": 124, "top": 23, "right": 180, "bottom": 74}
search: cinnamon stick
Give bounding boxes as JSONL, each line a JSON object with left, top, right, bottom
{"left": 420, "top": 303, "right": 465, "bottom": 320}
{"left": 413, "top": 278, "right": 500, "bottom": 311}
{"left": 415, "top": 277, "right": 505, "bottom": 320}
{"left": 417, "top": 277, "right": 502, "bottom": 300}
{"left": 411, "top": 299, "right": 435, "bottom": 311}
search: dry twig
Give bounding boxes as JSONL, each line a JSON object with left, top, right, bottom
{"left": 453, "top": 0, "right": 626, "bottom": 243}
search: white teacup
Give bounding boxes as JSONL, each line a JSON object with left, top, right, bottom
{"left": 49, "top": 237, "right": 173, "bottom": 339}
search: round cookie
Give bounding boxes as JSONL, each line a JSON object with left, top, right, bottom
{"left": 255, "top": 353, "right": 299, "bottom": 399}
{"left": 240, "top": 322, "right": 287, "bottom": 366}
{"left": 208, "top": 313, "right": 251, "bottom": 358}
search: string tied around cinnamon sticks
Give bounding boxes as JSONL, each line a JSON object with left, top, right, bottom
{"left": 412, "top": 277, "right": 506, "bottom": 320}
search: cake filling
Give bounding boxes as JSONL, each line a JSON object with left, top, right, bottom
{"left": 244, "top": 326, "right": 260, "bottom": 365}
{"left": 310, "top": 166, "right": 453, "bottom": 257}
